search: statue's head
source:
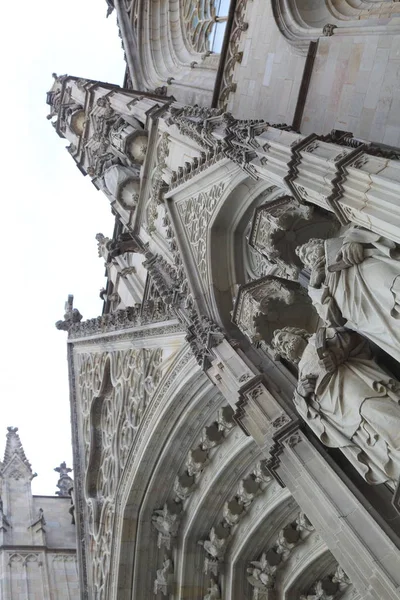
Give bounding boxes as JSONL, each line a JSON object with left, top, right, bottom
{"left": 295, "top": 238, "right": 325, "bottom": 269}
{"left": 272, "top": 326, "right": 311, "bottom": 364}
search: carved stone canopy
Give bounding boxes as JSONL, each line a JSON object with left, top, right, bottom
{"left": 109, "top": 118, "right": 148, "bottom": 164}
{"left": 248, "top": 196, "right": 339, "bottom": 279}
{"left": 232, "top": 276, "right": 319, "bottom": 355}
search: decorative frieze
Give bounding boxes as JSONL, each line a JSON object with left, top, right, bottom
{"left": 199, "top": 460, "right": 273, "bottom": 575}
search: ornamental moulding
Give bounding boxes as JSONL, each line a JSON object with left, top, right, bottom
{"left": 216, "top": 0, "right": 251, "bottom": 111}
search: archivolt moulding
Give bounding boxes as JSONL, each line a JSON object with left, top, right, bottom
{"left": 272, "top": 0, "right": 400, "bottom": 55}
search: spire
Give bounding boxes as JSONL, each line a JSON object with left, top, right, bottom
{"left": 3, "top": 427, "right": 32, "bottom": 472}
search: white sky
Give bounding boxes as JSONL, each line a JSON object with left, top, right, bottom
{"left": 0, "top": 0, "right": 125, "bottom": 494}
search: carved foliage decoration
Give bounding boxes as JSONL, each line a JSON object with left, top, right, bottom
{"left": 151, "top": 405, "right": 237, "bottom": 590}
{"left": 300, "top": 564, "right": 352, "bottom": 600}
{"left": 200, "top": 459, "right": 273, "bottom": 577}
{"left": 232, "top": 276, "right": 318, "bottom": 356}
{"left": 247, "top": 513, "right": 315, "bottom": 599}
{"left": 217, "top": 0, "right": 250, "bottom": 110}
{"left": 176, "top": 182, "right": 225, "bottom": 286}
{"left": 78, "top": 347, "right": 163, "bottom": 599}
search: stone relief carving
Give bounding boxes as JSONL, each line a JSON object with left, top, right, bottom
{"left": 296, "top": 227, "right": 400, "bottom": 363}
{"left": 78, "top": 346, "right": 163, "bottom": 598}
{"left": 162, "top": 211, "right": 194, "bottom": 309}
{"left": 232, "top": 276, "right": 318, "bottom": 356}
{"left": 176, "top": 182, "right": 225, "bottom": 288}
{"left": 248, "top": 196, "right": 339, "bottom": 279}
{"left": 272, "top": 326, "right": 400, "bottom": 486}
{"left": 85, "top": 96, "right": 146, "bottom": 184}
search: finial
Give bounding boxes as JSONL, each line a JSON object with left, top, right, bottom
{"left": 55, "top": 294, "right": 82, "bottom": 331}
{"left": 54, "top": 462, "right": 74, "bottom": 497}
{"left": 3, "top": 427, "right": 32, "bottom": 473}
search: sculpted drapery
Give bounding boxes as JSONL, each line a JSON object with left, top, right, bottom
{"left": 296, "top": 226, "right": 400, "bottom": 362}
{"left": 272, "top": 327, "right": 400, "bottom": 486}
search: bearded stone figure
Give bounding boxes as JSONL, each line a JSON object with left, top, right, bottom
{"left": 272, "top": 326, "right": 400, "bottom": 486}
{"left": 295, "top": 226, "right": 400, "bottom": 362}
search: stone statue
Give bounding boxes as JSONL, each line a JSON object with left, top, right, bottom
{"left": 272, "top": 326, "right": 400, "bottom": 486}
{"left": 54, "top": 462, "right": 73, "bottom": 497}
{"left": 203, "top": 578, "right": 221, "bottom": 600}
{"left": 154, "top": 556, "right": 173, "bottom": 596}
{"left": 296, "top": 226, "right": 400, "bottom": 362}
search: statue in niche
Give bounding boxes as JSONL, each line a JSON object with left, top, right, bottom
{"left": 272, "top": 326, "right": 400, "bottom": 486}
{"left": 295, "top": 226, "right": 400, "bottom": 363}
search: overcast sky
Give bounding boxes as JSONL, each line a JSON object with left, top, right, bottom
{"left": 0, "top": 0, "right": 125, "bottom": 494}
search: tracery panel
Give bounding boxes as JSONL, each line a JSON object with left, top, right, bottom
{"left": 77, "top": 347, "right": 163, "bottom": 599}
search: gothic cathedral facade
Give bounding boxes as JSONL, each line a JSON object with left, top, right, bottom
{"left": 48, "top": 1, "right": 400, "bottom": 599}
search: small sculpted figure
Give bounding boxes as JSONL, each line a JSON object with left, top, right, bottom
{"left": 272, "top": 326, "right": 400, "bottom": 486}
{"left": 296, "top": 226, "right": 400, "bottom": 362}
{"left": 203, "top": 578, "right": 221, "bottom": 600}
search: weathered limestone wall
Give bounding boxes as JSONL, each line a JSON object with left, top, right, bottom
{"left": 301, "top": 33, "right": 400, "bottom": 145}
{"left": 0, "top": 427, "right": 79, "bottom": 599}
{"left": 227, "top": 0, "right": 307, "bottom": 123}
{"left": 32, "top": 496, "right": 76, "bottom": 549}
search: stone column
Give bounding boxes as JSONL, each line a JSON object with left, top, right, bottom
{"left": 275, "top": 430, "right": 400, "bottom": 600}
{"left": 252, "top": 127, "right": 400, "bottom": 244}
